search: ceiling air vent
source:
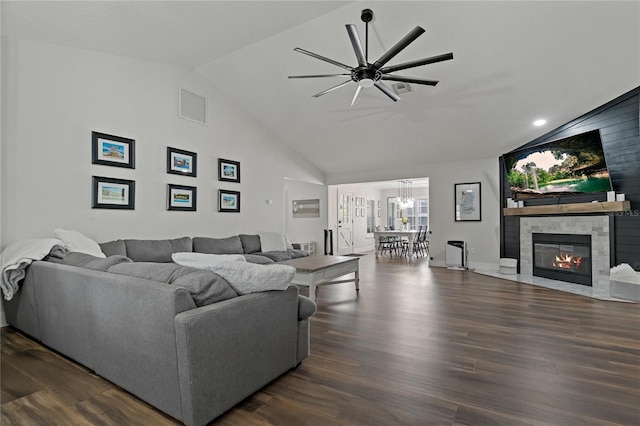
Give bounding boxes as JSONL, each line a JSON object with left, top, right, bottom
{"left": 179, "top": 88, "right": 207, "bottom": 125}
{"left": 392, "top": 82, "right": 412, "bottom": 95}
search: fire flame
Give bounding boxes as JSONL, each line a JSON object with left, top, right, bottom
{"left": 552, "top": 253, "right": 583, "bottom": 269}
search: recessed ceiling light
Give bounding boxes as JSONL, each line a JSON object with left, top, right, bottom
{"left": 534, "top": 119, "right": 547, "bottom": 126}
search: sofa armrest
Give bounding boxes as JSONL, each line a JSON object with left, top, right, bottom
{"left": 174, "top": 286, "right": 298, "bottom": 426}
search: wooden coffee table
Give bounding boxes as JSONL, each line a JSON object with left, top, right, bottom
{"left": 278, "top": 255, "right": 359, "bottom": 302}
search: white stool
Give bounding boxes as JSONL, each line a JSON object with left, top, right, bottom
{"left": 499, "top": 258, "right": 518, "bottom": 275}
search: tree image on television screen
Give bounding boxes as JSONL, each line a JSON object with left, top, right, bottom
{"left": 506, "top": 131, "right": 611, "bottom": 197}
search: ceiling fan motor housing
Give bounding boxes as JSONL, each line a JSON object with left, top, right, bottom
{"left": 352, "top": 67, "right": 381, "bottom": 85}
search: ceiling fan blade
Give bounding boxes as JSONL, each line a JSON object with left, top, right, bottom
{"left": 346, "top": 24, "right": 367, "bottom": 67}
{"left": 351, "top": 85, "right": 364, "bottom": 106}
{"left": 374, "top": 81, "right": 400, "bottom": 102}
{"left": 372, "top": 26, "right": 425, "bottom": 69}
{"left": 294, "top": 47, "right": 353, "bottom": 71}
{"left": 312, "top": 80, "right": 353, "bottom": 98}
{"left": 288, "top": 74, "right": 351, "bottom": 79}
{"left": 381, "top": 75, "right": 439, "bottom": 86}
{"left": 380, "top": 52, "right": 454, "bottom": 74}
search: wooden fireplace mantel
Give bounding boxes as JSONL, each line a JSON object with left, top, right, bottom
{"left": 503, "top": 200, "right": 631, "bottom": 216}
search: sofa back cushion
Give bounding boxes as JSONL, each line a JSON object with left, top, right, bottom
{"left": 193, "top": 236, "right": 243, "bottom": 255}
{"left": 239, "top": 234, "right": 261, "bottom": 254}
{"left": 99, "top": 240, "right": 127, "bottom": 257}
{"left": 124, "top": 237, "right": 192, "bottom": 262}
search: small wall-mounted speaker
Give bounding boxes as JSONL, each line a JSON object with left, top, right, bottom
{"left": 179, "top": 88, "right": 207, "bottom": 125}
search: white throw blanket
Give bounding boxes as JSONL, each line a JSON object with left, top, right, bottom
{"left": 172, "top": 252, "right": 295, "bottom": 294}
{"left": 0, "top": 238, "right": 63, "bottom": 300}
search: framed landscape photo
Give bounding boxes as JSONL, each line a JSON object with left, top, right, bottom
{"left": 92, "top": 132, "right": 135, "bottom": 169}
{"left": 167, "top": 147, "right": 197, "bottom": 177}
{"left": 218, "top": 189, "right": 240, "bottom": 212}
{"left": 455, "top": 182, "right": 481, "bottom": 221}
{"left": 92, "top": 176, "right": 135, "bottom": 209}
{"left": 167, "top": 184, "right": 197, "bottom": 211}
{"left": 218, "top": 158, "right": 240, "bottom": 183}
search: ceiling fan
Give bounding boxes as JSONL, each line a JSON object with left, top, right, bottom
{"left": 288, "top": 9, "right": 453, "bottom": 106}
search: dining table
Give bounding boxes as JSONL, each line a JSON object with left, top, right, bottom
{"left": 373, "top": 230, "right": 419, "bottom": 257}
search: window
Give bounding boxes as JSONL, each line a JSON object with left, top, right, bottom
{"left": 366, "top": 200, "right": 375, "bottom": 233}
{"left": 404, "top": 197, "right": 429, "bottom": 230}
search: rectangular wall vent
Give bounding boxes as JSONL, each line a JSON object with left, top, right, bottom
{"left": 392, "top": 82, "right": 412, "bottom": 95}
{"left": 179, "top": 88, "right": 207, "bottom": 125}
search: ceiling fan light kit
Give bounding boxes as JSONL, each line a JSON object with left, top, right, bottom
{"left": 289, "top": 9, "right": 453, "bottom": 106}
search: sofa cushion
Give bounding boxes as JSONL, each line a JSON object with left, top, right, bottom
{"left": 239, "top": 234, "right": 261, "bottom": 254}
{"left": 243, "top": 254, "right": 275, "bottom": 264}
{"left": 108, "top": 262, "right": 238, "bottom": 306}
{"left": 124, "top": 237, "right": 192, "bottom": 263}
{"left": 192, "top": 236, "right": 243, "bottom": 255}
{"left": 256, "top": 250, "right": 310, "bottom": 262}
{"left": 99, "top": 240, "right": 127, "bottom": 257}
{"left": 50, "top": 252, "right": 133, "bottom": 271}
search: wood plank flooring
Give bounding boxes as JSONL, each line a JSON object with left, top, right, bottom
{"left": 2, "top": 254, "right": 639, "bottom": 425}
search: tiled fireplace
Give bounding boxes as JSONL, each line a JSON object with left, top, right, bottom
{"left": 520, "top": 216, "right": 611, "bottom": 298}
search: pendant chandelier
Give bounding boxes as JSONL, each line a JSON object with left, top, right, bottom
{"left": 396, "top": 180, "right": 415, "bottom": 209}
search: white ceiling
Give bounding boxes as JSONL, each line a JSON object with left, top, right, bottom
{"left": 3, "top": 1, "right": 639, "bottom": 180}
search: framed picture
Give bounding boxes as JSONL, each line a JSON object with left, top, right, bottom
{"left": 167, "top": 147, "right": 197, "bottom": 177}
{"left": 92, "top": 176, "right": 135, "bottom": 209}
{"left": 167, "top": 184, "right": 197, "bottom": 211}
{"left": 292, "top": 199, "right": 320, "bottom": 218}
{"left": 455, "top": 182, "right": 481, "bottom": 221}
{"left": 218, "top": 158, "right": 240, "bottom": 183}
{"left": 92, "top": 132, "right": 135, "bottom": 169}
{"left": 218, "top": 189, "right": 240, "bottom": 212}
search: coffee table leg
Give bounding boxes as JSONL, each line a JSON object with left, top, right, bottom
{"left": 355, "top": 268, "right": 359, "bottom": 292}
{"left": 308, "top": 284, "right": 316, "bottom": 302}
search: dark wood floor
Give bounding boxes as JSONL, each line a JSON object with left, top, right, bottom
{"left": 2, "top": 253, "right": 639, "bottom": 425}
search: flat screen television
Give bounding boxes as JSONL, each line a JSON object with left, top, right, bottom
{"left": 503, "top": 130, "right": 612, "bottom": 200}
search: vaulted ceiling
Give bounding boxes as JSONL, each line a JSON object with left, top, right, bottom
{"left": 3, "top": 1, "right": 639, "bottom": 179}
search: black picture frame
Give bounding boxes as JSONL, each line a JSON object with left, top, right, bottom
{"left": 167, "top": 184, "right": 197, "bottom": 211}
{"left": 218, "top": 158, "right": 240, "bottom": 183}
{"left": 454, "top": 182, "right": 481, "bottom": 221}
{"left": 218, "top": 189, "right": 240, "bottom": 213}
{"left": 166, "top": 147, "right": 197, "bottom": 177}
{"left": 92, "top": 131, "right": 135, "bottom": 169}
{"left": 92, "top": 176, "right": 135, "bottom": 210}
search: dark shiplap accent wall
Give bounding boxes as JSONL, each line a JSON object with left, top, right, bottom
{"left": 500, "top": 87, "right": 640, "bottom": 270}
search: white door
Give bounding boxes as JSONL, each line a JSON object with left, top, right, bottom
{"left": 337, "top": 190, "right": 353, "bottom": 255}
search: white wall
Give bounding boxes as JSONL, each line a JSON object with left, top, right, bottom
{"left": 326, "top": 157, "right": 501, "bottom": 269}
{"left": 1, "top": 39, "right": 325, "bottom": 246}
{"left": 0, "top": 39, "right": 327, "bottom": 325}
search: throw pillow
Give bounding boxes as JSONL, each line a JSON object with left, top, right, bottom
{"left": 172, "top": 252, "right": 246, "bottom": 268}
{"left": 258, "top": 232, "right": 287, "bottom": 252}
{"left": 54, "top": 228, "right": 106, "bottom": 258}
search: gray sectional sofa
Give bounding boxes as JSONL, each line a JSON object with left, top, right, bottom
{"left": 100, "top": 234, "right": 310, "bottom": 264}
{"left": 3, "top": 234, "right": 315, "bottom": 426}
